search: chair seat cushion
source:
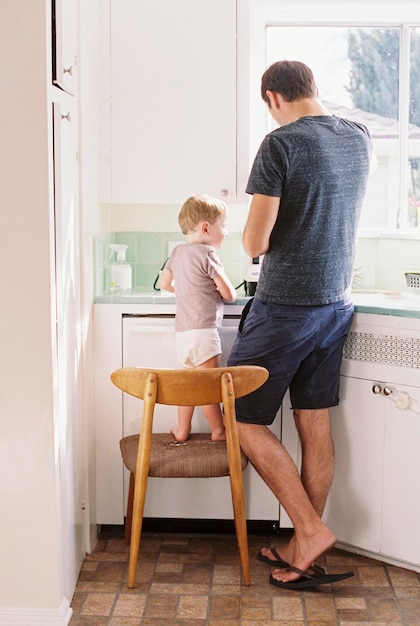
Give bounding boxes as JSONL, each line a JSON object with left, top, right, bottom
{"left": 120, "top": 432, "right": 248, "bottom": 478}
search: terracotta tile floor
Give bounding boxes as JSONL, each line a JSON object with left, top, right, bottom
{"left": 70, "top": 527, "right": 420, "bottom": 625}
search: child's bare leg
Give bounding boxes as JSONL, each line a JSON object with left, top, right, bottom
{"left": 201, "top": 403, "right": 226, "bottom": 441}
{"left": 198, "top": 355, "right": 226, "bottom": 441}
{"left": 171, "top": 405, "right": 194, "bottom": 442}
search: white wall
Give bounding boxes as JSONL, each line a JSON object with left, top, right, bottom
{"left": 0, "top": 0, "right": 66, "bottom": 616}
{"left": 0, "top": 0, "right": 103, "bottom": 621}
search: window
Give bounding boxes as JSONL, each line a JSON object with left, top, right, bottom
{"left": 242, "top": 1, "right": 420, "bottom": 233}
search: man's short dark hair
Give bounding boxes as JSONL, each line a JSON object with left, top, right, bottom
{"left": 261, "top": 60, "right": 317, "bottom": 104}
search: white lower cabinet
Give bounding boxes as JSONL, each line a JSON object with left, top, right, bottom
{"left": 381, "top": 380, "right": 420, "bottom": 566}
{"left": 281, "top": 312, "right": 420, "bottom": 570}
{"left": 94, "top": 303, "right": 420, "bottom": 569}
{"left": 326, "top": 374, "right": 384, "bottom": 554}
{"left": 94, "top": 303, "right": 281, "bottom": 526}
{"left": 323, "top": 322, "right": 420, "bottom": 570}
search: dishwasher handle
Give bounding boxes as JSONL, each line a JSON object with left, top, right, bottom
{"left": 128, "top": 325, "right": 175, "bottom": 334}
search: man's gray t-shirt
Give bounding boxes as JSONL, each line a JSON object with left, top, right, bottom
{"left": 246, "top": 115, "right": 372, "bottom": 305}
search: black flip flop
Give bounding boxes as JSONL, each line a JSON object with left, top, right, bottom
{"left": 257, "top": 548, "right": 326, "bottom": 576}
{"left": 270, "top": 564, "right": 354, "bottom": 590}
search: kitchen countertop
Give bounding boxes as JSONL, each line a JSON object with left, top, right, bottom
{"left": 94, "top": 289, "right": 420, "bottom": 319}
{"left": 349, "top": 290, "right": 420, "bottom": 318}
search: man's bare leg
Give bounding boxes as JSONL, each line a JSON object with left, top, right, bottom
{"left": 294, "top": 408, "right": 334, "bottom": 516}
{"left": 259, "top": 407, "right": 334, "bottom": 566}
{"left": 237, "top": 422, "right": 335, "bottom": 582}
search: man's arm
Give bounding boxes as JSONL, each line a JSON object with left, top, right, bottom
{"left": 242, "top": 194, "right": 280, "bottom": 258}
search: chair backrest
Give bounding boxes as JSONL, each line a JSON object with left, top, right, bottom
{"left": 110, "top": 365, "right": 268, "bottom": 407}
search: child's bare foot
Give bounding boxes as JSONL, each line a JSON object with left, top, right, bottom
{"left": 211, "top": 429, "right": 226, "bottom": 442}
{"left": 170, "top": 428, "right": 190, "bottom": 443}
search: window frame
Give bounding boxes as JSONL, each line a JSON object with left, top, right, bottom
{"left": 237, "top": 0, "right": 420, "bottom": 237}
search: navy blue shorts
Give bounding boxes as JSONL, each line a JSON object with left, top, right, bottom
{"left": 227, "top": 297, "right": 354, "bottom": 425}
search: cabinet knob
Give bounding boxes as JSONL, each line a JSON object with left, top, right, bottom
{"left": 383, "top": 386, "right": 393, "bottom": 396}
{"left": 63, "top": 65, "right": 74, "bottom": 76}
{"left": 61, "top": 112, "right": 72, "bottom": 123}
{"left": 220, "top": 189, "right": 229, "bottom": 197}
{"left": 372, "top": 383, "right": 382, "bottom": 394}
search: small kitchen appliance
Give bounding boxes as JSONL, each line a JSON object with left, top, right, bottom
{"left": 244, "top": 255, "right": 263, "bottom": 296}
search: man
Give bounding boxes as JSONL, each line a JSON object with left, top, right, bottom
{"left": 228, "top": 60, "right": 372, "bottom": 589}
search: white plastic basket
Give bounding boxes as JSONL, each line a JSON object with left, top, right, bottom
{"left": 405, "top": 271, "right": 420, "bottom": 289}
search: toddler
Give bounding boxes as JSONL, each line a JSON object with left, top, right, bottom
{"left": 160, "top": 194, "right": 237, "bottom": 442}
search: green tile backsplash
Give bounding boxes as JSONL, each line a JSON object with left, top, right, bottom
{"left": 95, "top": 231, "right": 246, "bottom": 295}
{"left": 94, "top": 231, "right": 420, "bottom": 296}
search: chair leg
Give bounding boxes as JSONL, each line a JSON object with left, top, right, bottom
{"left": 229, "top": 462, "right": 251, "bottom": 585}
{"left": 127, "top": 451, "right": 152, "bottom": 588}
{"left": 125, "top": 473, "right": 135, "bottom": 545}
{"left": 127, "top": 372, "right": 157, "bottom": 588}
{"left": 221, "top": 372, "right": 251, "bottom": 585}
{"left": 127, "top": 478, "right": 147, "bottom": 588}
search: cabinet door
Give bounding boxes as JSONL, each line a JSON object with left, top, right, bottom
{"left": 122, "top": 316, "right": 179, "bottom": 437}
{"left": 324, "top": 375, "right": 385, "bottom": 553}
{"left": 108, "top": 0, "right": 237, "bottom": 203}
{"left": 122, "top": 315, "right": 281, "bottom": 522}
{"left": 52, "top": 0, "right": 77, "bottom": 95}
{"left": 381, "top": 383, "right": 420, "bottom": 565}
{"left": 52, "top": 99, "right": 84, "bottom": 595}
{"left": 122, "top": 316, "right": 230, "bottom": 520}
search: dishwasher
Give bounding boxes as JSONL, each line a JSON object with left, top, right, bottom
{"left": 122, "top": 313, "right": 282, "bottom": 524}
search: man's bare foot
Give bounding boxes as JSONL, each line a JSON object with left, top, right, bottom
{"left": 211, "top": 429, "right": 226, "bottom": 442}
{"left": 259, "top": 546, "right": 289, "bottom": 565}
{"left": 170, "top": 428, "right": 190, "bottom": 443}
{"left": 270, "top": 525, "right": 336, "bottom": 584}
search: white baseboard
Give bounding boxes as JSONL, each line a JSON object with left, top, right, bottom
{"left": 0, "top": 598, "right": 72, "bottom": 625}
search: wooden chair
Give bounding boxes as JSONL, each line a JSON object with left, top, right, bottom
{"left": 111, "top": 365, "right": 269, "bottom": 588}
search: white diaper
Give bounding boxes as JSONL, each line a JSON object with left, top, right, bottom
{"left": 176, "top": 328, "right": 222, "bottom": 368}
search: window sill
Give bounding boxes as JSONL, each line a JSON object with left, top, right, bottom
{"left": 358, "top": 228, "right": 420, "bottom": 240}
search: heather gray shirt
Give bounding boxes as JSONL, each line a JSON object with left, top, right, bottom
{"left": 165, "top": 243, "right": 225, "bottom": 331}
{"left": 246, "top": 115, "right": 372, "bottom": 305}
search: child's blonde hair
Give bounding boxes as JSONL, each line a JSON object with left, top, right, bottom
{"left": 178, "top": 194, "right": 228, "bottom": 235}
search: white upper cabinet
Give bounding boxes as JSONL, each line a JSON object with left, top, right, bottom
{"left": 104, "top": 0, "right": 237, "bottom": 204}
{"left": 52, "top": 0, "right": 77, "bottom": 96}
